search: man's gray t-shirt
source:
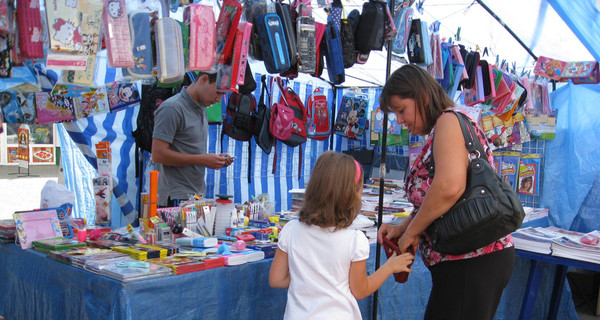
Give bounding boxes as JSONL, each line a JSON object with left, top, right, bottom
{"left": 153, "top": 88, "right": 208, "bottom": 205}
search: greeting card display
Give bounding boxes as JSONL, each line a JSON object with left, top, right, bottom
{"left": 13, "top": 209, "right": 63, "bottom": 249}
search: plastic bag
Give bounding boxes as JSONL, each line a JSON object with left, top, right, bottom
{"left": 40, "top": 180, "right": 75, "bottom": 214}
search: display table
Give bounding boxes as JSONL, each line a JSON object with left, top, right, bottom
{"left": 516, "top": 249, "right": 600, "bottom": 320}
{"left": 0, "top": 243, "right": 579, "bottom": 320}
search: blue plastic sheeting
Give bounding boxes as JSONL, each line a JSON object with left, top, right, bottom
{"left": 543, "top": 82, "right": 600, "bottom": 231}
{"left": 547, "top": 0, "right": 600, "bottom": 61}
{"left": 0, "top": 243, "right": 578, "bottom": 320}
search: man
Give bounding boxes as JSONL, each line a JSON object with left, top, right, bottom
{"left": 152, "top": 72, "right": 234, "bottom": 207}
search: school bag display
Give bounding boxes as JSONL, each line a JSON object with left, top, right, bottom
{"left": 254, "top": 13, "right": 291, "bottom": 74}
{"left": 306, "top": 87, "right": 330, "bottom": 140}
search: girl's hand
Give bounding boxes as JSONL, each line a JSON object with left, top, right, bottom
{"left": 385, "top": 252, "right": 415, "bottom": 274}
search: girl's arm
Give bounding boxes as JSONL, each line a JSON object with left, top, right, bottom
{"left": 349, "top": 253, "right": 414, "bottom": 300}
{"left": 269, "top": 248, "right": 290, "bottom": 288}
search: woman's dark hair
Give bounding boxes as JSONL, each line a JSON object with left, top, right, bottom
{"left": 299, "top": 151, "right": 363, "bottom": 230}
{"left": 379, "top": 64, "right": 455, "bottom": 134}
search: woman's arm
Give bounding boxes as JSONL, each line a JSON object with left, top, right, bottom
{"left": 269, "top": 249, "right": 290, "bottom": 288}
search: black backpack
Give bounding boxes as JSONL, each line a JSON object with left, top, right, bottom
{"left": 220, "top": 91, "right": 258, "bottom": 183}
{"left": 253, "top": 75, "right": 274, "bottom": 154}
{"left": 132, "top": 83, "right": 180, "bottom": 153}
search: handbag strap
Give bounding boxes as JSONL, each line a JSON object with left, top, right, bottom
{"left": 428, "top": 110, "right": 488, "bottom": 178}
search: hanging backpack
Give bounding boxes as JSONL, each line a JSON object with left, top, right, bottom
{"left": 253, "top": 75, "right": 274, "bottom": 154}
{"left": 354, "top": 0, "right": 385, "bottom": 54}
{"left": 220, "top": 91, "right": 258, "bottom": 183}
{"left": 270, "top": 79, "right": 307, "bottom": 147}
{"left": 306, "top": 87, "right": 330, "bottom": 140}
{"left": 222, "top": 92, "right": 257, "bottom": 142}
{"left": 269, "top": 78, "right": 308, "bottom": 178}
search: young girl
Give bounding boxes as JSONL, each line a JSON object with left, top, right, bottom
{"left": 269, "top": 151, "right": 414, "bottom": 319}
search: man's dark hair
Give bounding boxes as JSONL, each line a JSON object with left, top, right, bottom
{"left": 195, "top": 71, "right": 218, "bottom": 84}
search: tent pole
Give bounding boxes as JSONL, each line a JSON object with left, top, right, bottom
{"left": 474, "top": 0, "right": 538, "bottom": 60}
{"left": 372, "top": 1, "right": 395, "bottom": 318}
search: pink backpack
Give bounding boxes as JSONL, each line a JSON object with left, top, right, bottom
{"left": 269, "top": 101, "right": 295, "bottom": 141}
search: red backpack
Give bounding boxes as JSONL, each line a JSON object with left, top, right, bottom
{"left": 306, "top": 87, "right": 330, "bottom": 140}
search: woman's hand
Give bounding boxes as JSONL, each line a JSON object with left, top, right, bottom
{"left": 377, "top": 222, "right": 406, "bottom": 244}
{"left": 398, "top": 229, "right": 419, "bottom": 255}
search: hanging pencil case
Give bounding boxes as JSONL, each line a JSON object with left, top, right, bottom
{"left": 45, "top": 0, "right": 83, "bottom": 52}
{"left": 232, "top": 21, "right": 252, "bottom": 86}
{"left": 189, "top": 3, "right": 216, "bottom": 71}
{"left": 324, "top": 20, "right": 345, "bottom": 84}
{"left": 155, "top": 17, "right": 185, "bottom": 84}
{"left": 254, "top": 13, "right": 291, "bottom": 74}
{"left": 275, "top": 1, "right": 296, "bottom": 68}
{"left": 126, "top": 11, "right": 154, "bottom": 79}
{"left": 17, "top": 0, "right": 44, "bottom": 58}
{"left": 102, "top": 0, "right": 134, "bottom": 67}
{"left": 62, "top": 0, "right": 104, "bottom": 85}
{"left": 215, "top": 0, "right": 242, "bottom": 64}
{"left": 296, "top": 13, "right": 317, "bottom": 74}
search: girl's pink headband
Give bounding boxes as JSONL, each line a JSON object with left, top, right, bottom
{"left": 354, "top": 159, "right": 362, "bottom": 185}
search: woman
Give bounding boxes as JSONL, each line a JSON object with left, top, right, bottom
{"left": 377, "top": 64, "right": 515, "bottom": 320}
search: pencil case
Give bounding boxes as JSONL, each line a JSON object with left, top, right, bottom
{"left": 17, "top": 0, "right": 44, "bottom": 58}
{"left": 188, "top": 3, "right": 216, "bottom": 71}
{"left": 215, "top": 0, "right": 242, "bottom": 64}
{"left": 155, "top": 17, "right": 185, "bottom": 84}
{"left": 102, "top": 0, "right": 134, "bottom": 67}
{"left": 126, "top": 11, "right": 154, "bottom": 79}
{"left": 45, "top": 0, "right": 83, "bottom": 52}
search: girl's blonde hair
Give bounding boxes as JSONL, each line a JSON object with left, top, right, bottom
{"left": 299, "top": 151, "right": 363, "bottom": 229}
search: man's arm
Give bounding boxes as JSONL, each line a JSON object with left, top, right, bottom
{"left": 151, "top": 138, "right": 231, "bottom": 169}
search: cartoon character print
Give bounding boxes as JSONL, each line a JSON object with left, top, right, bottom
{"left": 343, "top": 109, "right": 359, "bottom": 139}
{"left": 52, "top": 18, "right": 82, "bottom": 51}
{"left": 107, "top": 0, "right": 123, "bottom": 18}
{"left": 342, "top": 98, "right": 366, "bottom": 140}
{"left": 118, "top": 83, "right": 138, "bottom": 102}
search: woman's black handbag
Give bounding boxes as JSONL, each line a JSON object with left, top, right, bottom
{"left": 426, "top": 111, "right": 525, "bottom": 255}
